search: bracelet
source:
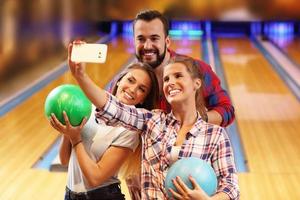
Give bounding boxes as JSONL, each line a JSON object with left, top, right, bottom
{"left": 72, "top": 140, "right": 82, "bottom": 148}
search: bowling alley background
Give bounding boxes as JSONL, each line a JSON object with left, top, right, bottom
{"left": 0, "top": 0, "right": 299, "bottom": 200}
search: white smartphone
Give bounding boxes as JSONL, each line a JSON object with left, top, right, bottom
{"left": 71, "top": 43, "right": 108, "bottom": 63}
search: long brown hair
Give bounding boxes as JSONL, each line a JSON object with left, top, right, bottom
{"left": 114, "top": 62, "right": 159, "bottom": 179}
{"left": 167, "top": 55, "right": 207, "bottom": 121}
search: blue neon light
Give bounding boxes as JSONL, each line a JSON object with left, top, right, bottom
{"left": 122, "top": 21, "right": 133, "bottom": 36}
{"left": 110, "top": 22, "right": 118, "bottom": 37}
{"left": 264, "top": 22, "right": 295, "bottom": 46}
{"left": 169, "top": 21, "right": 203, "bottom": 37}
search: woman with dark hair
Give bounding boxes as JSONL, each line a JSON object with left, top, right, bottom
{"left": 49, "top": 59, "right": 159, "bottom": 200}
{"left": 68, "top": 41, "right": 239, "bottom": 199}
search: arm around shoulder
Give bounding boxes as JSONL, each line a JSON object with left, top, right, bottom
{"left": 199, "top": 61, "right": 235, "bottom": 127}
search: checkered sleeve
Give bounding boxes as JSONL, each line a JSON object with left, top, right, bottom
{"left": 198, "top": 60, "right": 235, "bottom": 127}
{"left": 211, "top": 127, "right": 240, "bottom": 200}
{"left": 95, "top": 92, "right": 153, "bottom": 132}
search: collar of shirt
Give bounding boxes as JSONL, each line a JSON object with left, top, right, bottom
{"left": 165, "top": 111, "right": 207, "bottom": 137}
{"left": 168, "top": 48, "right": 176, "bottom": 57}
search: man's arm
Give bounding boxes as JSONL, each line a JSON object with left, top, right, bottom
{"left": 198, "top": 60, "right": 235, "bottom": 127}
{"left": 207, "top": 110, "right": 223, "bottom": 126}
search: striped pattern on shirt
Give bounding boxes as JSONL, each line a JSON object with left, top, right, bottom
{"left": 95, "top": 94, "right": 239, "bottom": 200}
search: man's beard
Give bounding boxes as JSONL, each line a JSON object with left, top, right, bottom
{"left": 135, "top": 45, "right": 167, "bottom": 69}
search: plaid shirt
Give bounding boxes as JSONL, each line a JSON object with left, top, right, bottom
{"left": 165, "top": 50, "right": 235, "bottom": 127}
{"left": 95, "top": 94, "right": 239, "bottom": 200}
{"left": 108, "top": 49, "right": 234, "bottom": 127}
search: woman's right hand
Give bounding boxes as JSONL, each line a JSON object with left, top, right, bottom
{"left": 49, "top": 111, "right": 87, "bottom": 146}
{"left": 68, "top": 40, "right": 86, "bottom": 80}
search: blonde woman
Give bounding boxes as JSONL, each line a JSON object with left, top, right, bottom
{"left": 69, "top": 46, "right": 239, "bottom": 199}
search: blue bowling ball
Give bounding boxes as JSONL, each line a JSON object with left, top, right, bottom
{"left": 165, "top": 157, "right": 217, "bottom": 197}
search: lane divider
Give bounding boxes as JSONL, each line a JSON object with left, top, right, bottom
{"left": 209, "top": 35, "right": 249, "bottom": 172}
{"left": 251, "top": 36, "right": 300, "bottom": 101}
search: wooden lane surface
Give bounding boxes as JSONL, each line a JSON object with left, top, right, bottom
{"left": 169, "top": 37, "right": 202, "bottom": 58}
{"left": 238, "top": 173, "right": 300, "bottom": 200}
{"left": 274, "top": 37, "right": 300, "bottom": 67}
{"left": 0, "top": 36, "right": 133, "bottom": 200}
{"left": 218, "top": 37, "right": 300, "bottom": 200}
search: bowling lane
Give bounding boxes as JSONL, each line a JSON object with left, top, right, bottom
{"left": 169, "top": 36, "right": 202, "bottom": 59}
{"left": 218, "top": 37, "right": 300, "bottom": 173}
{"left": 272, "top": 37, "right": 300, "bottom": 68}
{"left": 0, "top": 35, "right": 134, "bottom": 200}
{"left": 217, "top": 37, "right": 300, "bottom": 199}
{"left": 238, "top": 172, "right": 300, "bottom": 200}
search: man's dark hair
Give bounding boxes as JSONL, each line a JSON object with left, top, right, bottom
{"left": 133, "top": 9, "right": 169, "bottom": 37}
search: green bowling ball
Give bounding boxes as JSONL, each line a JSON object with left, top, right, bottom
{"left": 44, "top": 84, "right": 92, "bottom": 126}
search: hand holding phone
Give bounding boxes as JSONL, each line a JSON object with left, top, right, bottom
{"left": 71, "top": 43, "right": 108, "bottom": 63}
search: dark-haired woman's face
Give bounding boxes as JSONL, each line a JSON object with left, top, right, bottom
{"left": 115, "top": 69, "right": 152, "bottom": 105}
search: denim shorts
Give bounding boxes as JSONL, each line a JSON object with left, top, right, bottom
{"left": 64, "top": 183, "right": 125, "bottom": 200}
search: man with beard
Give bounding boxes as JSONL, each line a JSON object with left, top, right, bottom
{"left": 106, "top": 10, "right": 235, "bottom": 199}
{"left": 109, "top": 10, "right": 233, "bottom": 127}
{"left": 131, "top": 9, "right": 234, "bottom": 127}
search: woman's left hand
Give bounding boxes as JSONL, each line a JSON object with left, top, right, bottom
{"left": 50, "top": 111, "right": 87, "bottom": 145}
{"left": 68, "top": 40, "right": 87, "bottom": 79}
{"left": 169, "top": 175, "right": 211, "bottom": 200}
